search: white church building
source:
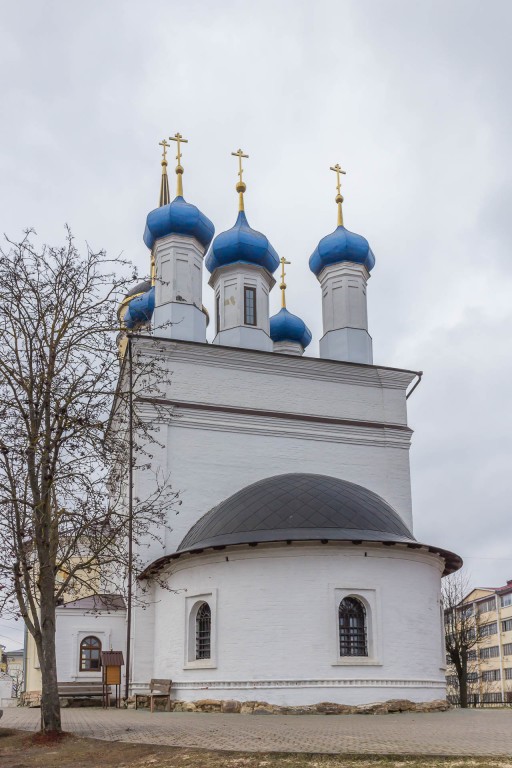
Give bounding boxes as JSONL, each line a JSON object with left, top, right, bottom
{"left": 45, "top": 137, "right": 462, "bottom": 706}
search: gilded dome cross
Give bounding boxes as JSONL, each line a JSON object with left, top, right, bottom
{"left": 169, "top": 132, "right": 189, "bottom": 196}
{"left": 159, "top": 138, "right": 170, "bottom": 165}
{"left": 279, "top": 256, "right": 291, "bottom": 308}
{"left": 330, "top": 163, "right": 346, "bottom": 227}
{"left": 231, "top": 148, "right": 249, "bottom": 211}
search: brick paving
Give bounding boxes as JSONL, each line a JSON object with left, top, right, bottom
{"left": 2, "top": 707, "right": 512, "bottom": 756}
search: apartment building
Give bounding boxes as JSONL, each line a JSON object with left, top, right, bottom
{"left": 446, "top": 579, "right": 512, "bottom": 704}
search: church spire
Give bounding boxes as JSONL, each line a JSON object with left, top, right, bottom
{"left": 231, "top": 148, "right": 249, "bottom": 211}
{"left": 330, "top": 163, "right": 346, "bottom": 227}
{"left": 279, "top": 255, "right": 291, "bottom": 309}
{"left": 158, "top": 138, "right": 170, "bottom": 207}
{"left": 169, "top": 132, "right": 188, "bottom": 197}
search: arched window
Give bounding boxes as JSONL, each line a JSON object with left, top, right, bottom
{"left": 79, "top": 635, "right": 102, "bottom": 671}
{"left": 339, "top": 597, "right": 368, "bottom": 657}
{"left": 195, "top": 602, "right": 211, "bottom": 660}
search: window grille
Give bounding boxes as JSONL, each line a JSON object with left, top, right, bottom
{"left": 79, "top": 636, "right": 101, "bottom": 671}
{"left": 503, "top": 643, "right": 512, "bottom": 655}
{"left": 244, "top": 287, "right": 257, "bottom": 326}
{"left": 339, "top": 597, "right": 368, "bottom": 657}
{"left": 195, "top": 602, "right": 211, "bottom": 660}
{"left": 467, "top": 672, "right": 479, "bottom": 682}
{"left": 468, "top": 650, "right": 477, "bottom": 661}
{"left": 505, "top": 667, "right": 512, "bottom": 680}
{"left": 502, "top": 618, "right": 512, "bottom": 633}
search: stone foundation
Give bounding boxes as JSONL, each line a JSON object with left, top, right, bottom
{"left": 124, "top": 696, "right": 451, "bottom": 715}
{"left": 20, "top": 691, "right": 41, "bottom": 708}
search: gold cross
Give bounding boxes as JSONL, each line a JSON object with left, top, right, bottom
{"left": 232, "top": 148, "right": 249, "bottom": 185}
{"left": 159, "top": 138, "right": 170, "bottom": 164}
{"left": 279, "top": 256, "right": 291, "bottom": 308}
{"left": 330, "top": 163, "right": 346, "bottom": 196}
{"left": 169, "top": 132, "right": 189, "bottom": 167}
{"left": 330, "top": 163, "right": 346, "bottom": 226}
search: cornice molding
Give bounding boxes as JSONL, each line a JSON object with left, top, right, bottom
{"left": 157, "top": 677, "right": 445, "bottom": 690}
{"left": 135, "top": 397, "right": 413, "bottom": 448}
{"left": 132, "top": 336, "right": 418, "bottom": 391}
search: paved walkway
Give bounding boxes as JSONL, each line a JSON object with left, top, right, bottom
{"left": 2, "top": 707, "right": 512, "bottom": 756}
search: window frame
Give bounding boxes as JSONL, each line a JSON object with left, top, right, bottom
{"left": 243, "top": 286, "right": 257, "bottom": 326}
{"left": 79, "top": 635, "right": 102, "bottom": 672}
{"left": 184, "top": 590, "right": 217, "bottom": 670}
{"left": 331, "top": 586, "right": 381, "bottom": 667}
{"left": 338, "top": 597, "right": 368, "bottom": 657}
{"left": 477, "top": 597, "right": 496, "bottom": 614}
{"left": 195, "top": 601, "right": 211, "bottom": 660}
{"left": 480, "top": 645, "right": 500, "bottom": 659}
{"left": 215, "top": 294, "right": 220, "bottom": 335}
{"left": 480, "top": 621, "right": 498, "bottom": 637}
{"left": 481, "top": 668, "right": 501, "bottom": 682}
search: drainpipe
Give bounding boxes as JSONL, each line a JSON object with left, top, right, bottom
{"left": 125, "top": 334, "right": 134, "bottom": 700}
{"left": 496, "top": 593, "right": 505, "bottom": 701}
{"left": 406, "top": 371, "right": 423, "bottom": 400}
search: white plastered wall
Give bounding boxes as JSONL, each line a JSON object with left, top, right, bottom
{"left": 131, "top": 341, "right": 416, "bottom": 558}
{"left": 209, "top": 263, "right": 275, "bottom": 352}
{"left": 150, "top": 543, "right": 446, "bottom": 705}
{"left": 318, "top": 262, "right": 373, "bottom": 364}
{"left": 152, "top": 233, "right": 207, "bottom": 342}
{"left": 54, "top": 609, "right": 126, "bottom": 685}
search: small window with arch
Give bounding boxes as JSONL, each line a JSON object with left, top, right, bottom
{"left": 195, "top": 602, "right": 211, "bottom": 660}
{"left": 339, "top": 597, "right": 368, "bottom": 657}
{"left": 79, "top": 635, "right": 102, "bottom": 671}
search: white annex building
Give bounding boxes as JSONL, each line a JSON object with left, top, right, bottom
{"left": 49, "top": 138, "right": 462, "bottom": 706}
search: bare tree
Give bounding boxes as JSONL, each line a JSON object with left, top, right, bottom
{"left": 10, "top": 666, "right": 24, "bottom": 699}
{"left": 0, "top": 229, "right": 175, "bottom": 733}
{"left": 442, "top": 569, "right": 481, "bottom": 708}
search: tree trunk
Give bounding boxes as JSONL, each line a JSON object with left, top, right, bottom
{"left": 38, "top": 584, "right": 61, "bottom": 733}
{"left": 459, "top": 668, "right": 468, "bottom": 708}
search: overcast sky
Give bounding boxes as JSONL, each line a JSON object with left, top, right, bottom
{"left": 1, "top": 1, "right": 511, "bottom": 650}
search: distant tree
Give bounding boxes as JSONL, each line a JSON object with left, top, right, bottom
{"left": 0, "top": 229, "right": 176, "bottom": 733}
{"left": 442, "top": 569, "right": 481, "bottom": 708}
{"left": 10, "top": 666, "right": 24, "bottom": 698}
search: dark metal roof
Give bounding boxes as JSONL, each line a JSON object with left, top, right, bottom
{"left": 101, "top": 651, "right": 124, "bottom": 666}
{"left": 59, "top": 594, "right": 126, "bottom": 611}
{"left": 140, "top": 474, "right": 462, "bottom": 578}
{"left": 179, "top": 473, "right": 416, "bottom": 551}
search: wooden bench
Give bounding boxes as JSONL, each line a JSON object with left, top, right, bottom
{"left": 58, "top": 681, "right": 111, "bottom": 707}
{"left": 135, "top": 678, "right": 172, "bottom": 713}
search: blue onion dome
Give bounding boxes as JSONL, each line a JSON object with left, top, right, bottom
{"left": 309, "top": 225, "right": 375, "bottom": 277}
{"left": 270, "top": 307, "right": 312, "bottom": 349}
{"left": 120, "top": 280, "right": 155, "bottom": 330}
{"left": 143, "top": 196, "right": 215, "bottom": 251}
{"left": 205, "top": 210, "right": 280, "bottom": 274}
